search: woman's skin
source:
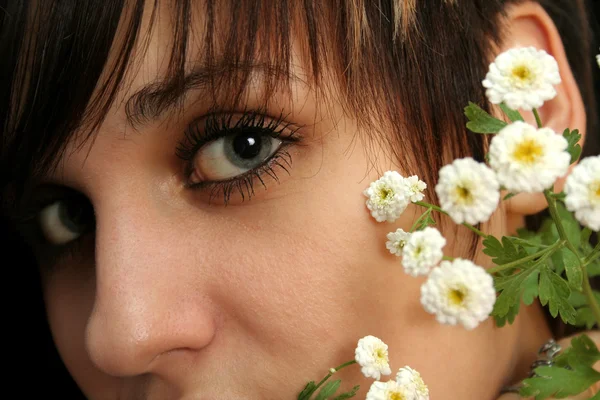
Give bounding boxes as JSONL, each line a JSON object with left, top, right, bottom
{"left": 30, "top": 1, "right": 596, "bottom": 399}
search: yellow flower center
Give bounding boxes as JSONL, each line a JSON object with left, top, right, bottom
{"left": 388, "top": 392, "right": 406, "bottom": 400}
{"left": 455, "top": 185, "right": 474, "bottom": 204}
{"left": 513, "top": 138, "right": 543, "bottom": 164}
{"left": 511, "top": 64, "right": 535, "bottom": 87}
{"left": 375, "top": 347, "right": 388, "bottom": 363}
{"left": 413, "top": 244, "right": 423, "bottom": 256}
{"left": 590, "top": 180, "right": 600, "bottom": 204}
{"left": 448, "top": 287, "right": 468, "bottom": 306}
{"left": 379, "top": 186, "right": 394, "bottom": 201}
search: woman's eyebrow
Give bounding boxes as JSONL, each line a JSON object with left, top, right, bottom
{"left": 124, "top": 63, "right": 308, "bottom": 129}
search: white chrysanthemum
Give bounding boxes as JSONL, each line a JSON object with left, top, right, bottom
{"left": 386, "top": 229, "right": 411, "bottom": 256}
{"left": 364, "top": 171, "right": 410, "bottom": 222}
{"left": 435, "top": 158, "right": 500, "bottom": 225}
{"left": 564, "top": 155, "right": 600, "bottom": 231}
{"left": 366, "top": 380, "right": 412, "bottom": 400}
{"left": 401, "top": 227, "right": 446, "bottom": 277}
{"left": 420, "top": 258, "right": 496, "bottom": 330}
{"left": 402, "top": 175, "right": 427, "bottom": 203}
{"left": 489, "top": 121, "right": 570, "bottom": 193}
{"left": 355, "top": 335, "right": 393, "bottom": 380}
{"left": 396, "top": 367, "right": 429, "bottom": 400}
{"left": 482, "top": 46, "right": 561, "bottom": 110}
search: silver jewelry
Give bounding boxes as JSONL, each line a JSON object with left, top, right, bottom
{"left": 500, "top": 338, "right": 563, "bottom": 394}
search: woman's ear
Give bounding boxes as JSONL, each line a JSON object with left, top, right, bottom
{"left": 497, "top": 1, "right": 587, "bottom": 217}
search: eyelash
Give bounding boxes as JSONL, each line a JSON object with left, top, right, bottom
{"left": 175, "top": 110, "right": 303, "bottom": 204}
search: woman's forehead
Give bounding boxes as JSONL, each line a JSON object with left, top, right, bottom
{"left": 82, "top": 0, "right": 322, "bottom": 130}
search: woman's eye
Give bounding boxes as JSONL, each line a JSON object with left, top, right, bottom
{"left": 39, "top": 196, "right": 95, "bottom": 246}
{"left": 190, "top": 131, "right": 283, "bottom": 183}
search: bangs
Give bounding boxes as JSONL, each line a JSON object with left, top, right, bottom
{"left": 1, "top": 0, "right": 510, "bottom": 210}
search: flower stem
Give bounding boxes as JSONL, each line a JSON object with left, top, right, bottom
{"left": 410, "top": 207, "right": 433, "bottom": 232}
{"left": 582, "top": 273, "right": 600, "bottom": 328}
{"left": 543, "top": 190, "right": 600, "bottom": 327}
{"left": 583, "top": 247, "right": 600, "bottom": 267}
{"left": 584, "top": 241, "right": 600, "bottom": 266}
{"left": 532, "top": 108, "right": 543, "bottom": 128}
{"left": 311, "top": 360, "right": 357, "bottom": 396}
{"left": 442, "top": 255, "right": 455, "bottom": 261}
{"left": 414, "top": 201, "right": 487, "bottom": 238}
{"left": 487, "top": 239, "right": 564, "bottom": 274}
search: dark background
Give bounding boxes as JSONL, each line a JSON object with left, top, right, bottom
{"left": 3, "top": 2, "right": 600, "bottom": 399}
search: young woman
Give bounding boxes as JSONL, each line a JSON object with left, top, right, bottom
{"left": 1, "top": 0, "right": 598, "bottom": 398}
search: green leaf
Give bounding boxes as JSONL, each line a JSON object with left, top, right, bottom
{"left": 520, "top": 335, "right": 600, "bottom": 399}
{"left": 550, "top": 247, "right": 566, "bottom": 275}
{"left": 315, "top": 380, "right": 341, "bottom": 400}
{"left": 332, "top": 386, "right": 360, "bottom": 400}
{"left": 570, "top": 291, "right": 600, "bottom": 329}
{"left": 575, "top": 308, "right": 597, "bottom": 329}
{"left": 483, "top": 235, "right": 529, "bottom": 267}
{"left": 563, "top": 128, "right": 583, "bottom": 164}
{"left": 298, "top": 381, "right": 318, "bottom": 400}
{"left": 493, "top": 266, "right": 540, "bottom": 320}
{"left": 516, "top": 228, "right": 544, "bottom": 255}
{"left": 483, "top": 235, "right": 503, "bottom": 259}
{"left": 503, "top": 192, "right": 517, "bottom": 201}
{"left": 499, "top": 103, "right": 524, "bottom": 122}
{"left": 555, "top": 202, "right": 581, "bottom": 248}
{"left": 538, "top": 266, "right": 576, "bottom": 324}
{"left": 539, "top": 219, "right": 559, "bottom": 246}
{"left": 589, "top": 258, "right": 600, "bottom": 277}
{"left": 522, "top": 269, "right": 540, "bottom": 305}
{"left": 464, "top": 102, "right": 508, "bottom": 134}
{"left": 510, "top": 237, "right": 543, "bottom": 249}
{"left": 581, "top": 227, "right": 593, "bottom": 244}
{"left": 520, "top": 365, "right": 600, "bottom": 399}
{"left": 563, "top": 249, "right": 583, "bottom": 290}
{"left": 568, "top": 291, "right": 589, "bottom": 308}
{"left": 557, "top": 335, "right": 600, "bottom": 371}
{"left": 494, "top": 302, "right": 520, "bottom": 327}
{"left": 417, "top": 208, "right": 436, "bottom": 231}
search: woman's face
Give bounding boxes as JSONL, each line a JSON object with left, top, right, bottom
{"left": 34, "top": 4, "right": 537, "bottom": 400}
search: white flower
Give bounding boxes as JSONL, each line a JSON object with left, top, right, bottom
{"left": 420, "top": 258, "right": 496, "bottom": 330}
{"left": 364, "top": 171, "right": 410, "bottom": 222}
{"left": 482, "top": 46, "right": 561, "bottom": 110}
{"left": 396, "top": 367, "right": 429, "bottom": 400}
{"left": 564, "top": 155, "right": 600, "bottom": 231}
{"left": 366, "top": 380, "right": 412, "bottom": 400}
{"left": 435, "top": 158, "right": 500, "bottom": 225}
{"left": 386, "top": 229, "right": 411, "bottom": 256}
{"left": 402, "top": 175, "right": 427, "bottom": 203}
{"left": 489, "top": 121, "right": 570, "bottom": 193}
{"left": 402, "top": 227, "right": 446, "bottom": 277}
{"left": 355, "top": 335, "right": 392, "bottom": 380}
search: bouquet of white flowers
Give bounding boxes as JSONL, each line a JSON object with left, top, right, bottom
{"left": 296, "top": 46, "right": 600, "bottom": 400}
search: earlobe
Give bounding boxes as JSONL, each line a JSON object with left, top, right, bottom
{"left": 497, "top": 1, "right": 587, "bottom": 217}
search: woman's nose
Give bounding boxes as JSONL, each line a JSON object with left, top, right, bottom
{"left": 84, "top": 194, "right": 217, "bottom": 378}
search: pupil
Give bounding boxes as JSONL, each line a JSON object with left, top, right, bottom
{"left": 59, "top": 197, "right": 94, "bottom": 232}
{"left": 233, "top": 133, "right": 262, "bottom": 159}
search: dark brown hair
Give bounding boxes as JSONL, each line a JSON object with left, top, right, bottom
{"left": 1, "top": 0, "right": 598, "bottom": 396}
